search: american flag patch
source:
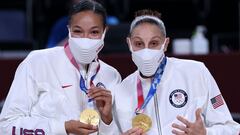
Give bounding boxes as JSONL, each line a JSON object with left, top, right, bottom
{"left": 211, "top": 94, "right": 224, "bottom": 109}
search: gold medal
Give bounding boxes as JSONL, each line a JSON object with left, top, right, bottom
{"left": 132, "top": 114, "right": 152, "bottom": 133}
{"left": 80, "top": 109, "right": 100, "bottom": 126}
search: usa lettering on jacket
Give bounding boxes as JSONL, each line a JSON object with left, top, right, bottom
{"left": 12, "top": 126, "right": 45, "bottom": 135}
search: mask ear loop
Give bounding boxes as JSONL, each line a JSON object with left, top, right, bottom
{"left": 95, "top": 29, "right": 106, "bottom": 57}
{"left": 67, "top": 25, "right": 72, "bottom": 38}
{"left": 159, "top": 38, "right": 167, "bottom": 51}
{"left": 127, "top": 38, "right": 134, "bottom": 52}
{"left": 101, "top": 29, "right": 107, "bottom": 40}
{"left": 94, "top": 29, "right": 106, "bottom": 62}
{"left": 159, "top": 39, "right": 167, "bottom": 61}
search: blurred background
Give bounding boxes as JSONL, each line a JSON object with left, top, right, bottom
{"left": 0, "top": 0, "right": 240, "bottom": 122}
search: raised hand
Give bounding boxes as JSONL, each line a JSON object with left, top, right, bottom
{"left": 172, "top": 108, "right": 206, "bottom": 135}
{"left": 88, "top": 86, "right": 112, "bottom": 125}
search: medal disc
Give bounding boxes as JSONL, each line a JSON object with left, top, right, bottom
{"left": 80, "top": 109, "right": 100, "bottom": 126}
{"left": 132, "top": 114, "right": 152, "bottom": 132}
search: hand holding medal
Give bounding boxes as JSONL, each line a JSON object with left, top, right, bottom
{"left": 78, "top": 64, "right": 112, "bottom": 125}
{"left": 87, "top": 86, "right": 113, "bottom": 125}
{"left": 80, "top": 109, "right": 100, "bottom": 126}
{"left": 65, "top": 120, "right": 98, "bottom": 135}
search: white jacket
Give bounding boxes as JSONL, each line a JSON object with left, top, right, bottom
{"left": 113, "top": 57, "right": 240, "bottom": 135}
{"left": 0, "top": 47, "right": 121, "bottom": 135}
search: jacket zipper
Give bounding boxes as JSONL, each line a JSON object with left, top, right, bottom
{"left": 154, "top": 94, "right": 162, "bottom": 135}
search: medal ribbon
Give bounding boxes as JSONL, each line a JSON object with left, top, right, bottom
{"left": 135, "top": 57, "right": 167, "bottom": 114}
{"left": 64, "top": 43, "right": 100, "bottom": 102}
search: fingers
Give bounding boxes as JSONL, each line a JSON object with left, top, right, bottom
{"left": 76, "top": 128, "right": 97, "bottom": 135}
{"left": 88, "top": 87, "right": 112, "bottom": 102}
{"left": 176, "top": 116, "right": 191, "bottom": 128}
{"left": 65, "top": 120, "right": 98, "bottom": 135}
{"left": 172, "top": 129, "right": 186, "bottom": 135}
{"left": 172, "top": 123, "right": 188, "bottom": 133}
{"left": 88, "top": 87, "right": 111, "bottom": 98}
{"left": 172, "top": 116, "right": 191, "bottom": 134}
{"left": 126, "top": 127, "right": 139, "bottom": 134}
{"left": 124, "top": 127, "right": 143, "bottom": 135}
{"left": 78, "top": 122, "right": 98, "bottom": 130}
{"left": 77, "top": 128, "right": 97, "bottom": 134}
{"left": 172, "top": 109, "right": 206, "bottom": 135}
{"left": 136, "top": 128, "right": 144, "bottom": 135}
{"left": 195, "top": 108, "right": 202, "bottom": 121}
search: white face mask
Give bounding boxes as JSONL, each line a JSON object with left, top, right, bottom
{"left": 68, "top": 30, "right": 105, "bottom": 64}
{"left": 130, "top": 39, "right": 166, "bottom": 77}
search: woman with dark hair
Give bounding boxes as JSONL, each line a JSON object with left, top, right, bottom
{"left": 112, "top": 9, "right": 240, "bottom": 135}
{"left": 0, "top": 0, "right": 121, "bottom": 134}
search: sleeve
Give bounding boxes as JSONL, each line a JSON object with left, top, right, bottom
{"left": 200, "top": 64, "right": 240, "bottom": 135}
{"left": 98, "top": 117, "right": 120, "bottom": 135}
{"left": 0, "top": 59, "right": 67, "bottom": 135}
